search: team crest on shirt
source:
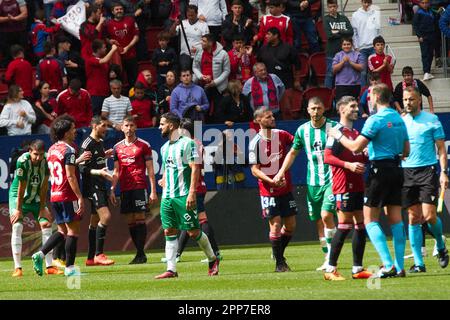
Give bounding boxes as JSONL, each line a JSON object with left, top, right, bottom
{"left": 16, "top": 168, "right": 23, "bottom": 177}
{"left": 30, "top": 174, "right": 40, "bottom": 187}
{"left": 387, "top": 122, "right": 392, "bottom": 128}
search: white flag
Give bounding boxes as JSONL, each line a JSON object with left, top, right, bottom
{"left": 56, "top": 1, "right": 86, "bottom": 40}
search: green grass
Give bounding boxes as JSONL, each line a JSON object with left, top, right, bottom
{"left": 1, "top": 240, "right": 450, "bottom": 300}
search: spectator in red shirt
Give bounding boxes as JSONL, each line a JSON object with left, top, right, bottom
{"left": 368, "top": 36, "right": 394, "bottom": 91}
{"left": 228, "top": 34, "right": 256, "bottom": 84}
{"left": 56, "top": 79, "right": 93, "bottom": 128}
{"left": 252, "top": 0, "right": 294, "bottom": 46}
{"left": 5, "top": 45, "right": 33, "bottom": 100}
{"left": 36, "top": 41, "right": 68, "bottom": 95}
{"left": 130, "top": 82, "right": 156, "bottom": 128}
{"left": 86, "top": 39, "right": 119, "bottom": 115}
{"left": 104, "top": 2, "right": 139, "bottom": 87}
{"left": 79, "top": 4, "right": 106, "bottom": 60}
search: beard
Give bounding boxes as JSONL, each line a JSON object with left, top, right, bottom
{"left": 161, "top": 130, "right": 169, "bottom": 138}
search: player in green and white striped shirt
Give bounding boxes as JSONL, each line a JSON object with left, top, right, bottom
{"left": 155, "top": 112, "right": 219, "bottom": 279}
{"left": 274, "top": 97, "right": 338, "bottom": 271}
{"left": 9, "top": 140, "right": 62, "bottom": 277}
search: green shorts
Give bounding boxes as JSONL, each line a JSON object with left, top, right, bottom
{"left": 306, "top": 184, "right": 336, "bottom": 221}
{"left": 9, "top": 196, "right": 48, "bottom": 223}
{"left": 160, "top": 195, "right": 200, "bottom": 231}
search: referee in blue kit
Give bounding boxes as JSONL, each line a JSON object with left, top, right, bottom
{"left": 328, "top": 83, "right": 410, "bottom": 278}
{"left": 401, "top": 86, "right": 449, "bottom": 273}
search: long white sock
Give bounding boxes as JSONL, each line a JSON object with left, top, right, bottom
{"left": 42, "top": 228, "right": 53, "bottom": 268}
{"left": 11, "top": 223, "right": 23, "bottom": 269}
{"left": 325, "top": 228, "right": 337, "bottom": 261}
{"left": 165, "top": 237, "right": 178, "bottom": 272}
{"left": 196, "top": 232, "right": 215, "bottom": 262}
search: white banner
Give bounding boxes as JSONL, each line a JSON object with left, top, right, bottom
{"left": 56, "top": 1, "right": 86, "bottom": 39}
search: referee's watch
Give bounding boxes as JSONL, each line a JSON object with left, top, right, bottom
{"left": 441, "top": 169, "right": 448, "bottom": 175}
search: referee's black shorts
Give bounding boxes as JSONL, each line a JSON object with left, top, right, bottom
{"left": 402, "top": 165, "right": 439, "bottom": 208}
{"left": 365, "top": 160, "right": 404, "bottom": 208}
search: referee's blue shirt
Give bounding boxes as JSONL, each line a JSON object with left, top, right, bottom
{"left": 361, "top": 107, "right": 409, "bottom": 161}
{"left": 402, "top": 111, "right": 445, "bottom": 168}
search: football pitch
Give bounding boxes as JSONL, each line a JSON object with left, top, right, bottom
{"left": 1, "top": 240, "right": 450, "bottom": 300}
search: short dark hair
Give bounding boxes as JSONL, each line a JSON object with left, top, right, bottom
{"left": 186, "top": 4, "right": 198, "bottom": 13}
{"left": 202, "top": 33, "right": 216, "bottom": 44}
{"left": 29, "top": 139, "right": 46, "bottom": 152}
{"left": 87, "top": 4, "right": 102, "bottom": 17}
{"left": 268, "top": 0, "right": 282, "bottom": 6}
{"left": 180, "top": 68, "right": 192, "bottom": 75}
{"left": 134, "top": 81, "right": 146, "bottom": 90}
{"left": 10, "top": 45, "right": 24, "bottom": 58}
{"left": 91, "top": 115, "right": 109, "bottom": 126}
{"left": 327, "top": 0, "right": 338, "bottom": 5}
{"left": 403, "top": 86, "right": 421, "bottom": 97}
{"left": 373, "top": 35, "right": 385, "bottom": 46}
{"left": 341, "top": 37, "right": 353, "bottom": 45}
{"left": 157, "top": 31, "right": 171, "bottom": 41}
{"left": 231, "top": 0, "right": 243, "bottom": 6}
{"left": 368, "top": 71, "right": 380, "bottom": 81}
{"left": 267, "top": 27, "right": 281, "bottom": 38}
{"left": 43, "top": 41, "right": 54, "bottom": 55}
{"left": 232, "top": 34, "right": 246, "bottom": 42}
{"left": 161, "top": 112, "right": 181, "bottom": 128}
{"left": 50, "top": 115, "right": 75, "bottom": 143}
{"left": 35, "top": 9, "right": 45, "bottom": 21}
{"left": 69, "top": 78, "right": 82, "bottom": 92}
{"left": 123, "top": 115, "right": 136, "bottom": 124}
{"left": 92, "top": 39, "right": 105, "bottom": 53}
{"left": 180, "top": 118, "right": 194, "bottom": 137}
{"left": 402, "top": 66, "right": 414, "bottom": 76}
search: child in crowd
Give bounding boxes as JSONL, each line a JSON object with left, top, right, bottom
{"left": 151, "top": 31, "right": 177, "bottom": 88}
{"left": 332, "top": 37, "right": 363, "bottom": 101}
{"left": 359, "top": 71, "right": 381, "bottom": 117}
{"left": 30, "top": 9, "right": 61, "bottom": 60}
{"left": 222, "top": 0, "right": 254, "bottom": 50}
{"left": 228, "top": 34, "right": 256, "bottom": 84}
{"left": 253, "top": 0, "right": 293, "bottom": 45}
{"left": 368, "top": 36, "right": 394, "bottom": 91}
{"left": 130, "top": 82, "right": 157, "bottom": 128}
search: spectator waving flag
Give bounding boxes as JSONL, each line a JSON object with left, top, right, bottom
{"left": 56, "top": 0, "right": 86, "bottom": 39}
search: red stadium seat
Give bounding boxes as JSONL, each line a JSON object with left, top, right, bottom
{"left": 146, "top": 26, "right": 164, "bottom": 53}
{"left": 310, "top": 0, "right": 321, "bottom": 18}
{"left": 289, "top": 89, "right": 304, "bottom": 119}
{"left": 0, "top": 68, "right": 8, "bottom": 101}
{"left": 309, "top": 52, "right": 327, "bottom": 86}
{"left": 303, "top": 87, "right": 334, "bottom": 113}
{"left": 298, "top": 53, "right": 310, "bottom": 83}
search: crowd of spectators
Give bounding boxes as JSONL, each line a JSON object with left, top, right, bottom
{"left": 0, "top": 0, "right": 449, "bottom": 139}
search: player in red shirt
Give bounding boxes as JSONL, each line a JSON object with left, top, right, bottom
{"left": 86, "top": 39, "right": 119, "bottom": 115}
{"left": 104, "top": 2, "right": 139, "bottom": 87}
{"left": 110, "top": 115, "right": 158, "bottom": 264}
{"left": 368, "top": 36, "right": 394, "bottom": 91}
{"left": 249, "top": 106, "right": 297, "bottom": 272}
{"left": 161, "top": 119, "right": 222, "bottom": 264}
{"left": 35, "top": 42, "right": 68, "bottom": 95}
{"left": 323, "top": 96, "right": 372, "bottom": 281}
{"left": 79, "top": 4, "right": 106, "bottom": 60}
{"left": 252, "top": 0, "right": 294, "bottom": 46}
{"left": 130, "top": 82, "right": 156, "bottom": 128}
{"left": 56, "top": 79, "right": 93, "bottom": 129}
{"left": 31, "top": 115, "right": 86, "bottom": 277}
{"left": 5, "top": 45, "right": 33, "bottom": 100}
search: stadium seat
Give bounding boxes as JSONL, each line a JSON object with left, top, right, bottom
{"left": 309, "top": 52, "right": 327, "bottom": 86}
{"left": 303, "top": 87, "right": 334, "bottom": 113}
{"left": 310, "top": 0, "right": 321, "bottom": 18}
{"left": 298, "top": 53, "right": 310, "bottom": 84}
{"left": 146, "top": 26, "right": 164, "bottom": 53}
{"left": 288, "top": 89, "right": 304, "bottom": 119}
{"left": 0, "top": 68, "right": 8, "bottom": 101}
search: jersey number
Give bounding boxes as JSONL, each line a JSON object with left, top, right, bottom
{"left": 48, "top": 161, "right": 63, "bottom": 186}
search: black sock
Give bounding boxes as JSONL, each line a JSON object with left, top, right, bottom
{"left": 52, "top": 239, "right": 65, "bottom": 260}
{"left": 177, "top": 230, "right": 190, "bottom": 257}
{"left": 135, "top": 223, "right": 147, "bottom": 257}
{"left": 352, "top": 224, "right": 367, "bottom": 267}
{"left": 201, "top": 221, "right": 220, "bottom": 254}
{"left": 280, "top": 233, "right": 292, "bottom": 258}
{"left": 65, "top": 236, "right": 78, "bottom": 267}
{"left": 329, "top": 226, "right": 352, "bottom": 267}
{"left": 270, "top": 235, "right": 283, "bottom": 265}
{"left": 96, "top": 224, "right": 107, "bottom": 256}
{"left": 41, "top": 232, "right": 65, "bottom": 256}
{"left": 87, "top": 226, "right": 96, "bottom": 260}
{"left": 129, "top": 224, "right": 138, "bottom": 250}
